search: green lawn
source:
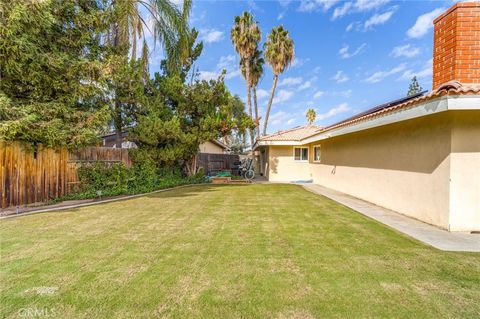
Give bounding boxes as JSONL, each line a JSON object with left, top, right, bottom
{"left": 1, "top": 184, "right": 479, "bottom": 318}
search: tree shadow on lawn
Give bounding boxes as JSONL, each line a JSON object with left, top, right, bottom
{"left": 144, "top": 183, "right": 251, "bottom": 199}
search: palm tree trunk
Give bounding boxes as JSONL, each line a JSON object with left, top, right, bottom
{"left": 263, "top": 74, "right": 278, "bottom": 136}
{"left": 245, "top": 63, "right": 255, "bottom": 149}
{"left": 114, "top": 99, "right": 123, "bottom": 148}
{"left": 247, "top": 86, "right": 255, "bottom": 150}
{"left": 113, "top": 25, "right": 123, "bottom": 148}
{"left": 253, "top": 86, "right": 260, "bottom": 138}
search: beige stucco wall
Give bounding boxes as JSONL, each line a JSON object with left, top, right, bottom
{"left": 448, "top": 111, "right": 480, "bottom": 231}
{"left": 265, "top": 111, "right": 480, "bottom": 231}
{"left": 307, "top": 112, "right": 452, "bottom": 229}
{"left": 199, "top": 141, "right": 225, "bottom": 154}
{"left": 267, "top": 146, "right": 312, "bottom": 182}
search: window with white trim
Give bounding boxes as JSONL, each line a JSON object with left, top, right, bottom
{"left": 313, "top": 145, "right": 321, "bottom": 162}
{"left": 294, "top": 147, "right": 308, "bottom": 161}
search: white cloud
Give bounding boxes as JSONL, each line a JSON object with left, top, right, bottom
{"left": 199, "top": 28, "right": 224, "bottom": 43}
{"left": 217, "top": 55, "right": 236, "bottom": 69}
{"left": 339, "top": 43, "right": 367, "bottom": 59}
{"left": 225, "top": 69, "right": 241, "bottom": 80}
{"left": 312, "top": 66, "right": 322, "bottom": 74}
{"left": 279, "top": 0, "right": 293, "bottom": 6}
{"left": 364, "top": 10, "right": 395, "bottom": 30}
{"left": 247, "top": 0, "right": 262, "bottom": 11}
{"left": 217, "top": 55, "right": 241, "bottom": 79}
{"left": 270, "top": 110, "right": 297, "bottom": 126}
{"left": 190, "top": 10, "right": 207, "bottom": 24}
{"left": 354, "top": 0, "right": 390, "bottom": 11}
{"left": 332, "top": 70, "right": 349, "bottom": 83}
{"left": 198, "top": 71, "right": 219, "bottom": 81}
{"left": 401, "top": 59, "right": 432, "bottom": 80}
{"left": 198, "top": 55, "right": 240, "bottom": 81}
{"left": 332, "top": 2, "right": 353, "bottom": 20}
{"left": 317, "top": 103, "right": 350, "bottom": 121}
{"left": 332, "top": 0, "right": 390, "bottom": 20}
{"left": 331, "top": 89, "right": 352, "bottom": 98}
{"left": 256, "top": 89, "right": 269, "bottom": 99}
{"left": 298, "top": 0, "right": 341, "bottom": 12}
{"left": 291, "top": 57, "right": 308, "bottom": 68}
{"left": 365, "top": 63, "right": 406, "bottom": 83}
{"left": 346, "top": 22, "right": 355, "bottom": 32}
{"left": 390, "top": 44, "right": 421, "bottom": 58}
{"left": 313, "top": 91, "right": 325, "bottom": 99}
{"left": 274, "top": 89, "right": 294, "bottom": 104}
{"left": 298, "top": 81, "right": 312, "bottom": 90}
{"left": 407, "top": 8, "right": 445, "bottom": 39}
{"left": 279, "top": 77, "right": 303, "bottom": 86}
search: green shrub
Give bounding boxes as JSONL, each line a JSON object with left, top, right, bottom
{"left": 60, "top": 160, "right": 205, "bottom": 202}
{"left": 77, "top": 162, "right": 131, "bottom": 195}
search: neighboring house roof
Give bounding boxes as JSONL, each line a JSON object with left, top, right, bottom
{"left": 100, "top": 131, "right": 230, "bottom": 151}
{"left": 100, "top": 131, "right": 229, "bottom": 151}
{"left": 257, "top": 125, "right": 323, "bottom": 142}
{"left": 254, "top": 81, "right": 480, "bottom": 149}
{"left": 100, "top": 131, "right": 128, "bottom": 138}
{"left": 209, "top": 139, "right": 230, "bottom": 150}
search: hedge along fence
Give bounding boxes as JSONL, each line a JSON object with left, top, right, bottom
{"left": 0, "top": 142, "right": 131, "bottom": 208}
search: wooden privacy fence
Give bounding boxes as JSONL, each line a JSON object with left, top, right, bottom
{"left": 197, "top": 153, "right": 240, "bottom": 176}
{"left": 0, "top": 142, "right": 131, "bottom": 208}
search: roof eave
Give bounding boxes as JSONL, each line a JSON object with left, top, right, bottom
{"left": 210, "top": 139, "right": 230, "bottom": 150}
{"left": 302, "top": 94, "right": 480, "bottom": 145}
{"left": 253, "top": 140, "right": 303, "bottom": 150}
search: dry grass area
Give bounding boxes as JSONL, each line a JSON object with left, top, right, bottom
{"left": 1, "top": 184, "right": 479, "bottom": 318}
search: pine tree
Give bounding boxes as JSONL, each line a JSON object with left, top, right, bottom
{"left": 0, "top": 1, "right": 110, "bottom": 148}
{"left": 407, "top": 76, "right": 422, "bottom": 96}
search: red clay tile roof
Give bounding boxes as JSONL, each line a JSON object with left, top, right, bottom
{"left": 315, "top": 81, "right": 480, "bottom": 133}
{"left": 256, "top": 82, "right": 480, "bottom": 145}
{"left": 258, "top": 125, "right": 323, "bottom": 141}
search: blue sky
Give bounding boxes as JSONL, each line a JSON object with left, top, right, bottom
{"left": 149, "top": 0, "right": 459, "bottom": 134}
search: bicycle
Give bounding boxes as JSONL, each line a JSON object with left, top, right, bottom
{"left": 239, "top": 158, "right": 255, "bottom": 181}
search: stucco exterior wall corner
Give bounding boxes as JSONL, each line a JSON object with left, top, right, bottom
{"left": 447, "top": 111, "right": 480, "bottom": 232}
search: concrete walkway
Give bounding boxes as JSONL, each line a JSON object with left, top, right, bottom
{"left": 302, "top": 184, "right": 480, "bottom": 252}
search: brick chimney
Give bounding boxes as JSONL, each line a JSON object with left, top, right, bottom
{"left": 432, "top": 2, "right": 480, "bottom": 90}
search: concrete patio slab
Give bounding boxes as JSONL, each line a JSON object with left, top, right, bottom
{"left": 302, "top": 183, "right": 480, "bottom": 252}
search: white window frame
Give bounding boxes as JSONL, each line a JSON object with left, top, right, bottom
{"left": 293, "top": 147, "right": 309, "bottom": 162}
{"left": 313, "top": 145, "right": 321, "bottom": 163}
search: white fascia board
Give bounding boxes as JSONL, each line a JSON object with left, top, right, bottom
{"left": 255, "top": 140, "right": 302, "bottom": 147}
{"left": 447, "top": 95, "right": 480, "bottom": 110}
{"left": 301, "top": 96, "right": 452, "bottom": 144}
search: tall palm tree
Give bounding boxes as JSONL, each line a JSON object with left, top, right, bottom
{"left": 230, "top": 12, "right": 261, "bottom": 147}
{"left": 241, "top": 48, "right": 264, "bottom": 138}
{"left": 306, "top": 108, "right": 316, "bottom": 125}
{"left": 106, "top": 0, "right": 192, "bottom": 147}
{"left": 107, "top": 0, "right": 191, "bottom": 67}
{"left": 263, "top": 25, "right": 294, "bottom": 136}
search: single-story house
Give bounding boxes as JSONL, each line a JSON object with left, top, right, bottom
{"left": 100, "top": 132, "right": 230, "bottom": 154}
{"left": 254, "top": 2, "right": 480, "bottom": 232}
{"left": 198, "top": 139, "right": 230, "bottom": 154}
{"left": 100, "top": 131, "right": 136, "bottom": 149}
